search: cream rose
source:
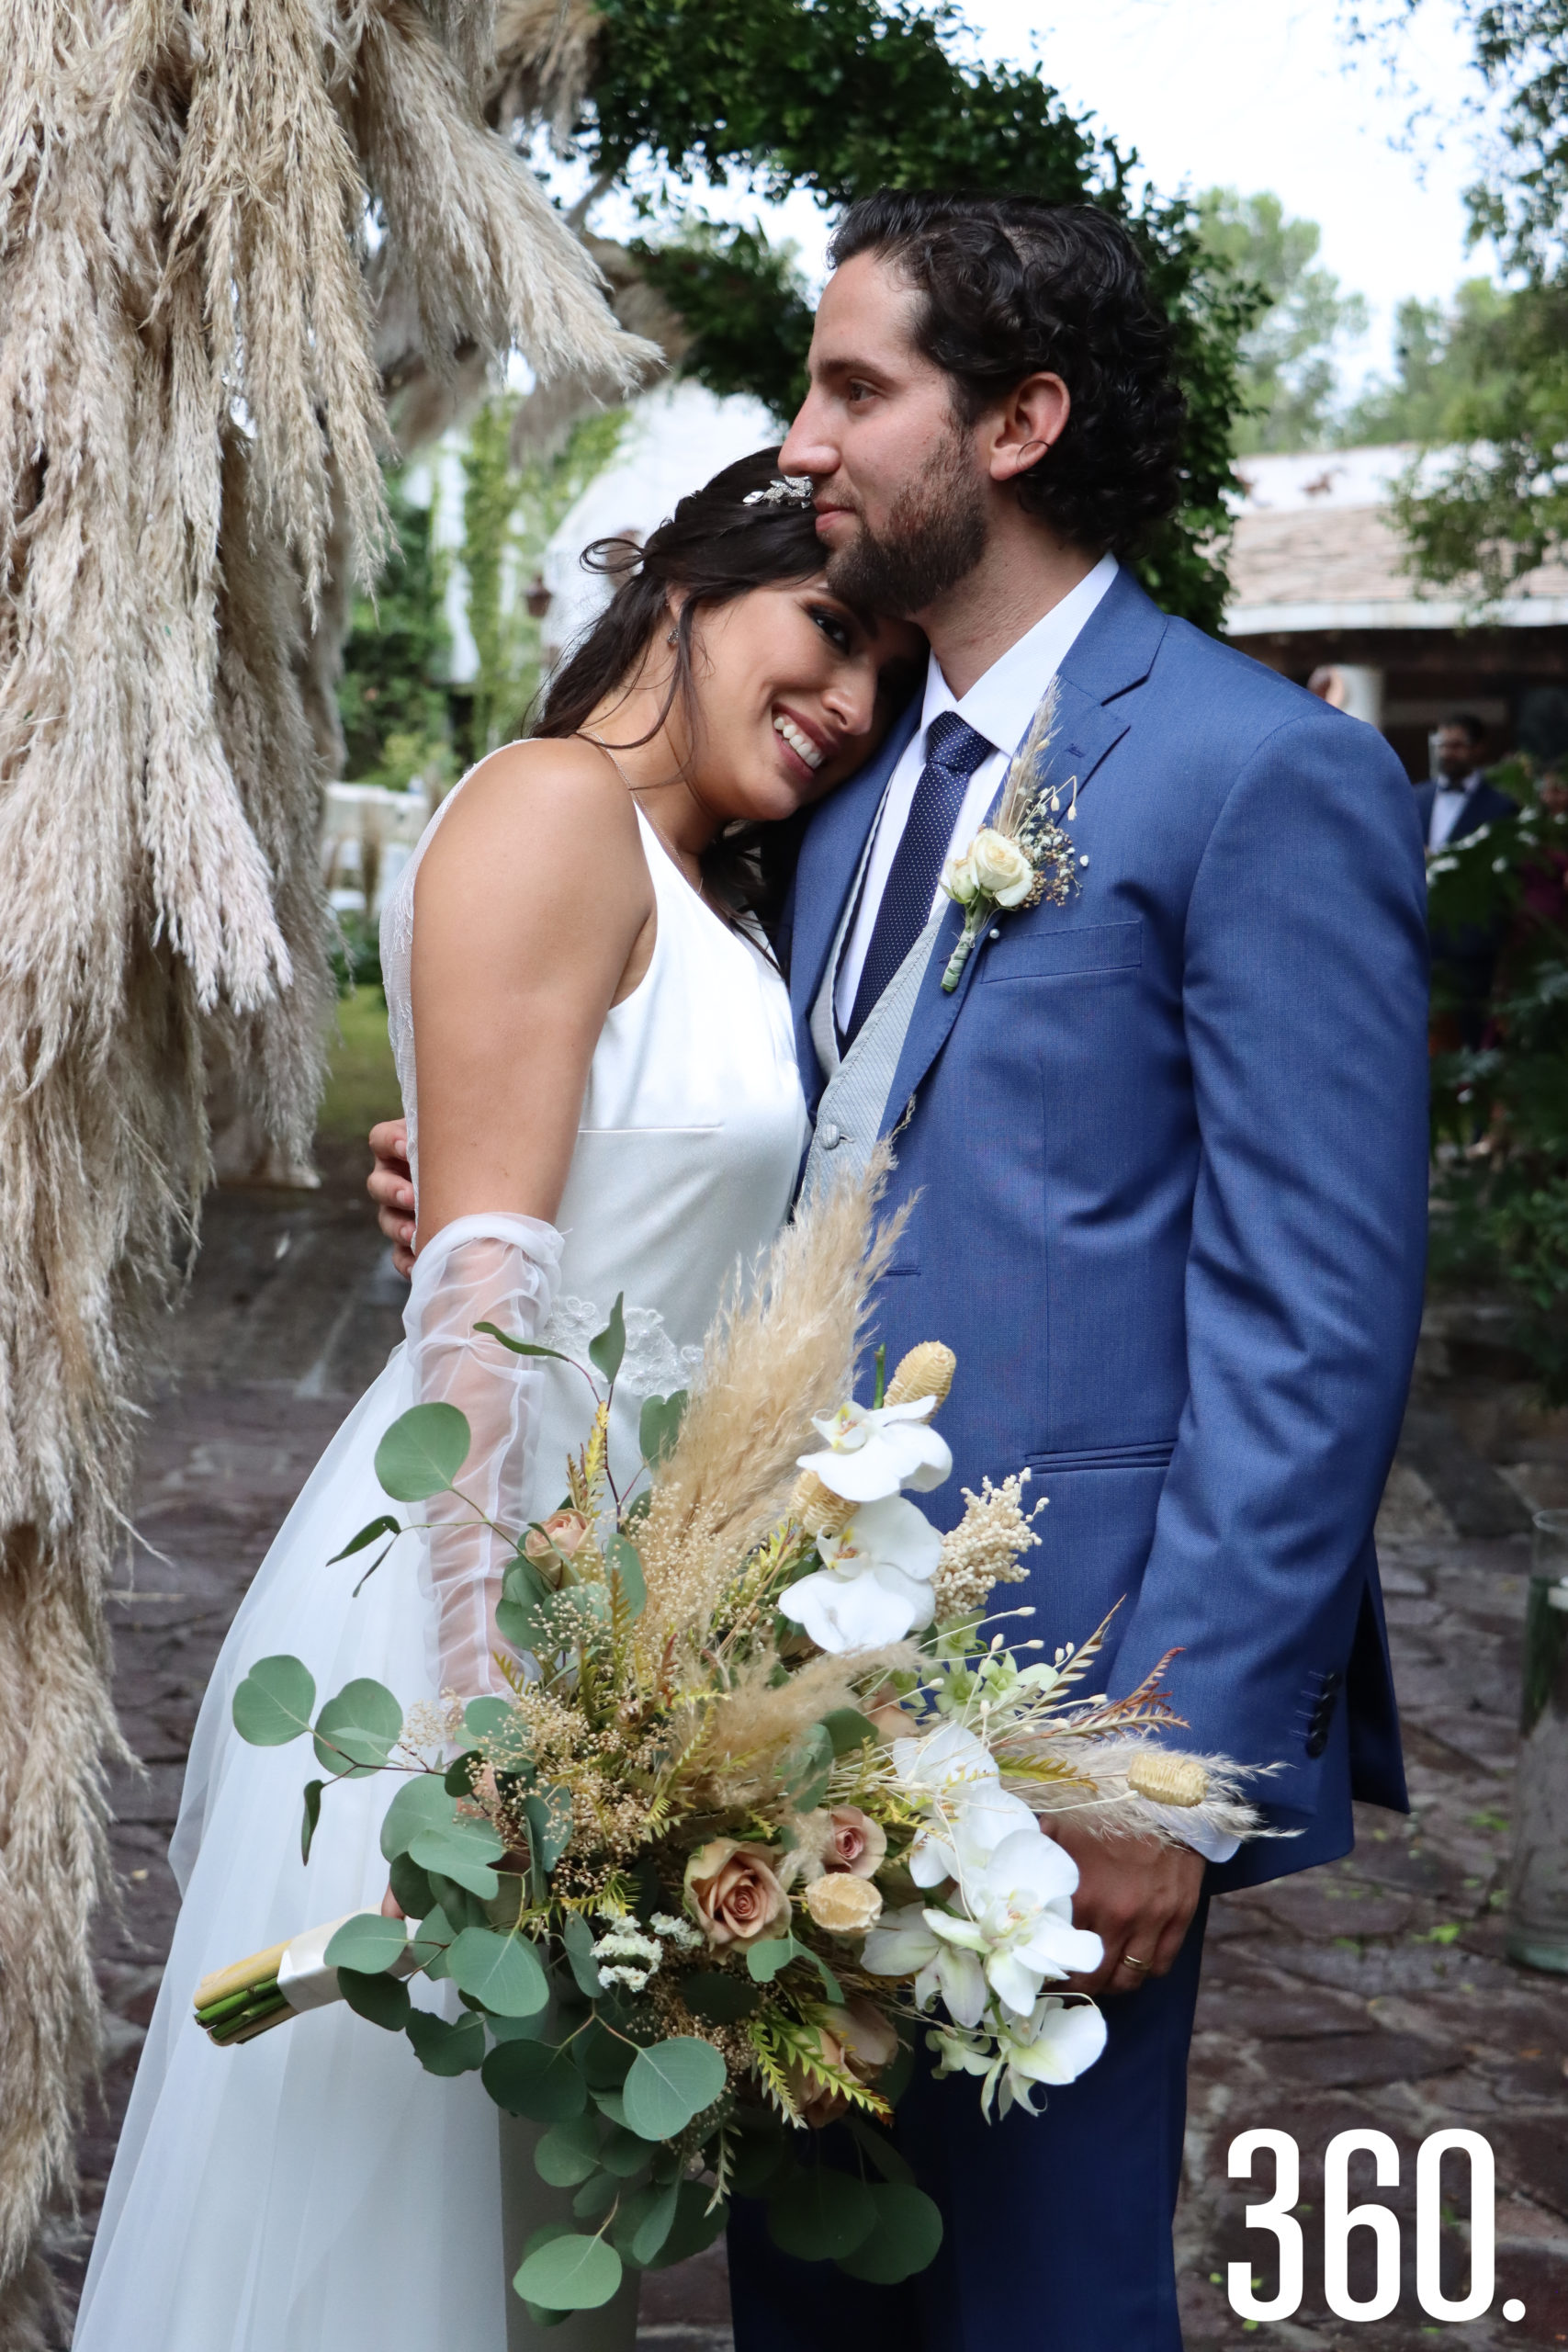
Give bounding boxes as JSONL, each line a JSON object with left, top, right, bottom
{"left": 968, "top": 827, "right": 1035, "bottom": 908}
{"left": 682, "top": 1838, "right": 791, "bottom": 1948}
{"left": 806, "top": 1871, "right": 884, "bottom": 1935}
{"left": 523, "top": 1510, "right": 591, "bottom": 1585}
{"left": 941, "top": 843, "right": 981, "bottom": 905}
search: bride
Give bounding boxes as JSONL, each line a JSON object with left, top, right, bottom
{"left": 75, "top": 448, "right": 919, "bottom": 2352}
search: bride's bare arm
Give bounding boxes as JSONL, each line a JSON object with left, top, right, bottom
{"left": 396, "top": 741, "right": 655, "bottom": 1704}
{"left": 411, "top": 738, "right": 655, "bottom": 1241}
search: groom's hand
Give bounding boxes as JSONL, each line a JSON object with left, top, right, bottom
{"left": 367, "top": 1117, "right": 416, "bottom": 1275}
{"left": 1047, "top": 1821, "right": 1204, "bottom": 1996}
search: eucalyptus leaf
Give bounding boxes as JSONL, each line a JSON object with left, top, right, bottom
{"left": 464, "top": 1695, "right": 515, "bottom": 1742}
{"left": 833, "top": 2181, "right": 943, "bottom": 2283}
{"left": 642, "top": 2178, "right": 728, "bottom": 2269}
{"left": 374, "top": 1401, "right": 471, "bottom": 1500}
{"left": 745, "top": 1938, "right": 795, "bottom": 1984}
{"left": 820, "top": 1707, "right": 878, "bottom": 1758}
{"left": 407, "top": 1903, "right": 457, "bottom": 1973}
{"left": 488, "top": 2006, "right": 555, "bottom": 2043}
{"left": 570, "top": 2168, "right": 620, "bottom": 2220}
{"left": 603, "top": 1533, "right": 646, "bottom": 1620}
{"left": 730, "top": 2129, "right": 791, "bottom": 2199}
{"left": 311, "top": 1678, "right": 403, "bottom": 1777}
{"left": 561, "top": 1912, "right": 604, "bottom": 1999}
{"left": 474, "top": 1320, "right": 578, "bottom": 1367}
{"left": 231, "top": 1655, "right": 315, "bottom": 1747}
{"left": 482, "top": 2038, "right": 588, "bottom": 2121}
{"left": 405, "top": 2007, "right": 486, "bottom": 2075}
{"left": 389, "top": 1852, "right": 434, "bottom": 1919}
{"left": 379, "top": 1771, "right": 459, "bottom": 1862}
{"left": 637, "top": 1390, "right": 688, "bottom": 1466}
{"left": 447, "top": 1927, "right": 549, "bottom": 2018}
{"left": 766, "top": 2166, "right": 877, "bottom": 2263}
{"left": 425, "top": 1871, "right": 493, "bottom": 1930}
{"left": 576, "top": 2021, "right": 637, "bottom": 2092}
{"left": 323, "top": 1912, "right": 412, "bottom": 1975}
{"left": 597, "top": 2124, "right": 652, "bottom": 2179}
{"left": 299, "top": 1778, "right": 323, "bottom": 1863}
{"left": 621, "top": 2037, "right": 727, "bottom": 2142}
{"left": 407, "top": 1810, "right": 505, "bottom": 1898}
{"left": 587, "top": 1293, "right": 626, "bottom": 1385}
{"left": 844, "top": 2110, "right": 915, "bottom": 2187}
{"left": 326, "top": 1514, "right": 402, "bottom": 1565}
{"left": 680, "top": 1972, "right": 759, "bottom": 2024}
{"left": 592, "top": 2089, "right": 629, "bottom": 2129}
{"left": 513, "top": 2233, "right": 623, "bottom": 2314}
{"left": 534, "top": 2115, "right": 604, "bottom": 2188}
{"left": 522, "top": 1785, "right": 573, "bottom": 1875}
{"left": 339, "top": 1967, "right": 412, "bottom": 2031}
{"left": 615, "top": 2179, "right": 678, "bottom": 2267}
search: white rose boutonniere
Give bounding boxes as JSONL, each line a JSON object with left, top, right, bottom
{"left": 939, "top": 681, "right": 1087, "bottom": 989}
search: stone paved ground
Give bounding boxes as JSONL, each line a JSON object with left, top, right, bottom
{"left": 51, "top": 1190, "right": 1568, "bottom": 2347}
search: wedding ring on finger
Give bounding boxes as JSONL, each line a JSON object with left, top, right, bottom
{"left": 1118, "top": 1951, "right": 1152, "bottom": 1974}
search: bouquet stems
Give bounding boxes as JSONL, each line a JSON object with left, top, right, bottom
{"left": 194, "top": 1939, "right": 293, "bottom": 2045}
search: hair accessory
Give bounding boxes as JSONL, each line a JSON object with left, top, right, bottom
{"left": 742, "top": 474, "right": 815, "bottom": 509}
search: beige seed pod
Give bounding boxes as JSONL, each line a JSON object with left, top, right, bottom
{"left": 1126, "top": 1752, "right": 1211, "bottom": 1809}
{"left": 789, "top": 1470, "right": 856, "bottom": 1538}
{"left": 885, "top": 1341, "right": 957, "bottom": 1412}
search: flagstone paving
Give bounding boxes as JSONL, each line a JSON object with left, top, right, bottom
{"left": 49, "top": 1188, "right": 1568, "bottom": 2347}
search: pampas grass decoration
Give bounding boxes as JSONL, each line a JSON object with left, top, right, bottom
{"left": 0, "top": 1, "right": 645, "bottom": 2333}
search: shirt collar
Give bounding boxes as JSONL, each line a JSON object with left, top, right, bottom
{"left": 918, "top": 550, "right": 1120, "bottom": 755}
{"left": 1438, "top": 770, "right": 1483, "bottom": 796}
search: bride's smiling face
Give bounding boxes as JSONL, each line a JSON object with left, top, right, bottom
{"left": 678, "top": 576, "right": 922, "bottom": 825}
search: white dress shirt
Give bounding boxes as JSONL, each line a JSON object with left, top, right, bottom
{"left": 1428, "top": 770, "right": 1483, "bottom": 850}
{"left": 835, "top": 552, "right": 1120, "bottom": 1029}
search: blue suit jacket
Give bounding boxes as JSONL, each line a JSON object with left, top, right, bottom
{"left": 788, "top": 571, "right": 1430, "bottom": 1888}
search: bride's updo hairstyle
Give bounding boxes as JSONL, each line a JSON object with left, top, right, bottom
{"left": 534, "top": 447, "right": 891, "bottom": 945}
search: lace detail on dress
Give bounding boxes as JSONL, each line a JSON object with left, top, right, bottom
{"left": 542, "top": 1295, "right": 705, "bottom": 1397}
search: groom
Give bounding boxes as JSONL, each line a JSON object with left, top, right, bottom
{"left": 371, "top": 191, "right": 1428, "bottom": 2347}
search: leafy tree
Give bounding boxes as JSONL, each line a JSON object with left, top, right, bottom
{"left": 1195, "top": 189, "right": 1368, "bottom": 452}
{"left": 1336, "top": 279, "right": 1509, "bottom": 444}
{"left": 563, "top": 0, "right": 1258, "bottom": 632}
{"left": 1426, "top": 760, "right": 1568, "bottom": 1398}
{"left": 337, "top": 476, "right": 453, "bottom": 785}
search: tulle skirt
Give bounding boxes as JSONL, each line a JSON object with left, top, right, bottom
{"left": 73, "top": 1347, "right": 637, "bottom": 2352}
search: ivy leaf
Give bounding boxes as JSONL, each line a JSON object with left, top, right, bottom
{"left": 588, "top": 1294, "right": 626, "bottom": 1385}
{"left": 374, "top": 1402, "right": 470, "bottom": 1500}
{"left": 231, "top": 1656, "right": 315, "bottom": 1747}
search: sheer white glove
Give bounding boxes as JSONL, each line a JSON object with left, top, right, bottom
{"left": 402, "top": 1212, "right": 565, "bottom": 1700}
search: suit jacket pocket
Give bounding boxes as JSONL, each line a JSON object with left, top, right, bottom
{"left": 981, "top": 916, "right": 1144, "bottom": 982}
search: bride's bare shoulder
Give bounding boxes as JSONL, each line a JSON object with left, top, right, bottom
{"left": 422, "top": 737, "right": 643, "bottom": 886}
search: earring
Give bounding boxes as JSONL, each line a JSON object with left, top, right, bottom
{"left": 666, "top": 628, "right": 678, "bottom": 645}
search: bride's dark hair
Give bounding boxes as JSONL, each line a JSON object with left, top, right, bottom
{"left": 534, "top": 447, "right": 902, "bottom": 947}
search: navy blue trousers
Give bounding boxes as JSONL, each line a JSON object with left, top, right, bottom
{"left": 727, "top": 1895, "right": 1208, "bottom": 2351}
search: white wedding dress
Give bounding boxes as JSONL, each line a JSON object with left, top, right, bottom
{"left": 74, "top": 786, "right": 807, "bottom": 2351}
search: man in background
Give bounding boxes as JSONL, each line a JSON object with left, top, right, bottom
{"left": 1417, "top": 714, "right": 1518, "bottom": 1043}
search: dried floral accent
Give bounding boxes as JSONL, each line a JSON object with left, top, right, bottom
{"left": 1125, "top": 1752, "right": 1210, "bottom": 1808}
{"left": 932, "top": 1472, "right": 1044, "bottom": 1620}
{"left": 885, "top": 1341, "right": 956, "bottom": 1411}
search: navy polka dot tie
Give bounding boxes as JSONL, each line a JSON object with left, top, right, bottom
{"left": 842, "top": 709, "right": 995, "bottom": 1046}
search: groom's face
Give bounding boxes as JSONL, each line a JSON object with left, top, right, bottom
{"left": 779, "top": 252, "right": 990, "bottom": 619}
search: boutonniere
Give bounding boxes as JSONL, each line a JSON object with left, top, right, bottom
{"left": 938, "top": 681, "right": 1087, "bottom": 989}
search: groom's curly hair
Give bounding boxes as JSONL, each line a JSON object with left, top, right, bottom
{"left": 829, "top": 192, "right": 1185, "bottom": 557}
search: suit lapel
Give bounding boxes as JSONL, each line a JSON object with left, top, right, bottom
{"left": 789, "top": 699, "right": 919, "bottom": 1072}
{"left": 879, "top": 570, "right": 1166, "bottom": 1134}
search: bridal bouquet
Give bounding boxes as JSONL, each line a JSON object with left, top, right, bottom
{"left": 198, "top": 1170, "right": 1258, "bottom": 2320}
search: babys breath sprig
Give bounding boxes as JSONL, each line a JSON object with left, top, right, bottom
{"left": 940, "top": 680, "right": 1087, "bottom": 990}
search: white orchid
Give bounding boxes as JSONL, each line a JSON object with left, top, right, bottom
{"left": 797, "top": 1396, "right": 953, "bottom": 1503}
{"left": 778, "top": 1491, "right": 942, "bottom": 1652}
{"left": 929, "top": 1822, "right": 1103, "bottom": 2014}
{"left": 889, "top": 1722, "right": 1037, "bottom": 1887}
{"left": 862, "top": 1902, "right": 989, "bottom": 2029}
{"left": 931, "top": 1994, "right": 1108, "bottom": 2116}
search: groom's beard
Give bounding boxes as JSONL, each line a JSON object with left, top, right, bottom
{"left": 823, "top": 439, "right": 988, "bottom": 619}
